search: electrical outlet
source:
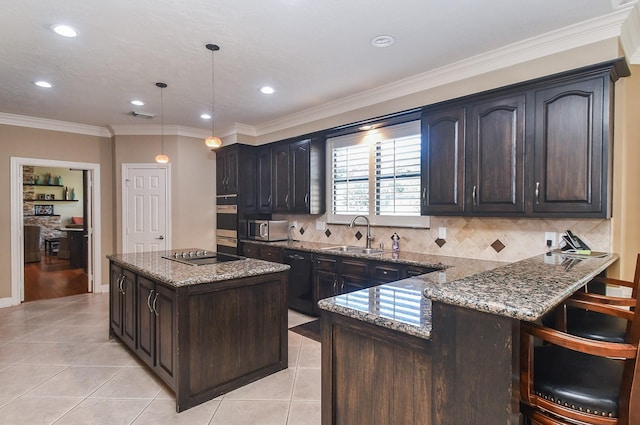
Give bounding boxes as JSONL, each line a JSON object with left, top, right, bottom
{"left": 544, "top": 232, "right": 556, "bottom": 249}
{"left": 438, "top": 227, "right": 446, "bottom": 239}
{"left": 316, "top": 221, "right": 326, "bottom": 231}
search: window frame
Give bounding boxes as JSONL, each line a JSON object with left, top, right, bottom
{"left": 326, "top": 121, "right": 430, "bottom": 228}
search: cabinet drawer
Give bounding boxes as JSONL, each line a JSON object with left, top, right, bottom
{"left": 242, "top": 243, "right": 259, "bottom": 258}
{"left": 260, "top": 246, "right": 283, "bottom": 262}
{"left": 341, "top": 259, "right": 368, "bottom": 277}
{"left": 315, "top": 256, "right": 338, "bottom": 272}
{"left": 372, "top": 265, "right": 402, "bottom": 283}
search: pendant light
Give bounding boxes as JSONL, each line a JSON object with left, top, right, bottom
{"left": 155, "top": 82, "right": 169, "bottom": 163}
{"left": 204, "top": 43, "right": 222, "bottom": 149}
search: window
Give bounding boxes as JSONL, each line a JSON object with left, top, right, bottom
{"left": 327, "top": 121, "right": 429, "bottom": 227}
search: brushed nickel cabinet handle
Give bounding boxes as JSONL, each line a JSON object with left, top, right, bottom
{"left": 472, "top": 185, "right": 477, "bottom": 206}
{"left": 147, "top": 290, "right": 154, "bottom": 312}
{"left": 152, "top": 293, "right": 159, "bottom": 316}
{"left": 535, "top": 181, "right": 540, "bottom": 205}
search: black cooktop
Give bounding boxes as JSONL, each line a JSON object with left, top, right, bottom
{"left": 161, "top": 251, "right": 246, "bottom": 266}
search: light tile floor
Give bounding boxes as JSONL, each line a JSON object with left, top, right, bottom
{"left": 0, "top": 293, "right": 321, "bottom": 425}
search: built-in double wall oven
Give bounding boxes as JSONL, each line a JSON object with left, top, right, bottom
{"left": 216, "top": 194, "right": 238, "bottom": 255}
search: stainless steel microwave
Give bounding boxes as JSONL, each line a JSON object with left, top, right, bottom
{"left": 247, "top": 220, "right": 289, "bottom": 241}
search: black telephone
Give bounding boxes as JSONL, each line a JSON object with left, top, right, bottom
{"left": 561, "top": 230, "right": 591, "bottom": 252}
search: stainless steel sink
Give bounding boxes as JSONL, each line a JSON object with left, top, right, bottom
{"left": 321, "top": 245, "right": 386, "bottom": 255}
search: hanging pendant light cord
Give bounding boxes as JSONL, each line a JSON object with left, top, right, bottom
{"left": 161, "top": 85, "right": 165, "bottom": 154}
{"left": 211, "top": 46, "right": 215, "bottom": 137}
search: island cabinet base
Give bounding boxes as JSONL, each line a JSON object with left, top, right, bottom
{"left": 109, "top": 262, "right": 288, "bottom": 413}
{"left": 321, "top": 302, "right": 521, "bottom": 425}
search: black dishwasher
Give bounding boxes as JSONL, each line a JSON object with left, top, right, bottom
{"left": 283, "top": 249, "right": 315, "bottom": 316}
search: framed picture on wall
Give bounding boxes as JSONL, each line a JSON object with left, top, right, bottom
{"left": 34, "top": 204, "right": 54, "bottom": 216}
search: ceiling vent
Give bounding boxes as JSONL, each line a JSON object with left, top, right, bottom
{"left": 129, "top": 111, "right": 156, "bottom": 119}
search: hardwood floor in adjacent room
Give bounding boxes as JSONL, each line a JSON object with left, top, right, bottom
{"left": 23, "top": 251, "right": 88, "bottom": 301}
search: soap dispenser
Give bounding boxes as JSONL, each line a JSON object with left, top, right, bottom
{"left": 391, "top": 233, "right": 400, "bottom": 252}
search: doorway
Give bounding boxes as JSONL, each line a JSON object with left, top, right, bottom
{"left": 22, "top": 165, "right": 87, "bottom": 301}
{"left": 10, "top": 157, "right": 102, "bottom": 306}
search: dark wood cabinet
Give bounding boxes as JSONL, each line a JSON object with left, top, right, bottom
{"left": 110, "top": 260, "right": 288, "bottom": 412}
{"left": 467, "top": 93, "right": 526, "bottom": 214}
{"left": 421, "top": 106, "right": 466, "bottom": 215}
{"left": 339, "top": 258, "right": 369, "bottom": 293}
{"left": 532, "top": 76, "right": 608, "bottom": 215}
{"left": 216, "top": 147, "right": 238, "bottom": 195}
{"left": 271, "top": 137, "right": 326, "bottom": 214}
{"left": 257, "top": 146, "right": 273, "bottom": 212}
{"left": 421, "top": 59, "right": 628, "bottom": 218}
{"left": 272, "top": 144, "right": 291, "bottom": 212}
{"left": 241, "top": 242, "right": 283, "bottom": 263}
{"left": 109, "top": 263, "right": 136, "bottom": 351}
{"left": 137, "top": 276, "right": 177, "bottom": 387}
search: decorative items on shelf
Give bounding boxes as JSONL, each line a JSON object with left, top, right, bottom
{"left": 34, "top": 175, "right": 40, "bottom": 185}
{"left": 57, "top": 176, "right": 62, "bottom": 185}
{"left": 63, "top": 186, "right": 69, "bottom": 200}
{"left": 47, "top": 173, "right": 53, "bottom": 185}
{"left": 34, "top": 204, "right": 54, "bottom": 216}
{"left": 70, "top": 188, "right": 75, "bottom": 200}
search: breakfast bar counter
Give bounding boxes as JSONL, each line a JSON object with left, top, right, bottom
{"left": 317, "top": 251, "right": 618, "bottom": 425}
{"left": 107, "top": 249, "right": 290, "bottom": 412}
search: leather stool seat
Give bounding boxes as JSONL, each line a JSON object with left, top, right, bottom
{"left": 565, "top": 307, "right": 627, "bottom": 343}
{"left": 534, "top": 345, "right": 623, "bottom": 418}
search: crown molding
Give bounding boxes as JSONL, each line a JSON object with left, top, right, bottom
{"left": 0, "top": 112, "right": 111, "bottom": 137}
{"left": 254, "top": 8, "right": 633, "bottom": 137}
{"left": 108, "top": 124, "right": 212, "bottom": 138}
{"left": 619, "top": 1, "right": 640, "bottom": 63}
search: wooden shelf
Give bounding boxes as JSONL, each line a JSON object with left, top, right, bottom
{"left": 24, "top": 199, "right": 79, "bottom": 202}
{"left": 23, "top": 183, "right": 63, "bottom": 187}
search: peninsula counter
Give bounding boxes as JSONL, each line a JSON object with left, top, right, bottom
{"left": 318, "top": 251, "right": 618, "bottom": 424}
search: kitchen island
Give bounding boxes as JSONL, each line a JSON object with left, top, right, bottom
{"left": 107, "top": 249, "right": 290, "bottom": 412}
{"left": 318, "top": 251, "right": 618, "bottom": 425}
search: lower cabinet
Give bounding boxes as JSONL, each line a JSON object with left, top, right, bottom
{"left": 137, "top": 276, "right": 177, "bottom": 386}
{"left": 241, "top": 242, "right": 283, "bottom": 262}
{"left": 109, "top": 263, "right": 136, "bottom": 351}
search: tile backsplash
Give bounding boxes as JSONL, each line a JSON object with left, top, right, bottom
{"left": 274, "top": 214, "right": 611, "bottom": 263}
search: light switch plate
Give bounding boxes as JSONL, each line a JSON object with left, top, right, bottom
{"left": 316, "top": 221, "right": 326, "bottom": 231}
{"left": 438, "top": 227, "right": 446, "bottom": 239}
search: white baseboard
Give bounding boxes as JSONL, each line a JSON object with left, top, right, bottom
{"left": 0, "top": 297, "right": 16, "bottom": 309}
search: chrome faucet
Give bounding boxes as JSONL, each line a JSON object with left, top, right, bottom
{"left": 349, "top": 215, "right": 373, "bottom": 249}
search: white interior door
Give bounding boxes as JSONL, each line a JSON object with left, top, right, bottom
{"left": 123, "top": 164, "right": 171, "bottom": 253}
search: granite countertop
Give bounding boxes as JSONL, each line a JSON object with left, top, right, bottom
{"left": 107, "top": 249, "right": 290, "bottom": 288}
{"left": 243, "top": 239, "right": 471, "bottom": 270}
{"left": 317, "top": 251, "right": 618, "bottom": 340}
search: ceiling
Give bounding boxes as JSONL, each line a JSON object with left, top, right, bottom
{"left": 0, "top": 0, "right": 638, "bottom": 139}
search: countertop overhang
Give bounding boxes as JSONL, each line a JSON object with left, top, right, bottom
{"left": 107, "top": 249, "right": 290, "bottom": 287}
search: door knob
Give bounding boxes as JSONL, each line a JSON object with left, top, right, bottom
{"left": 156, "top": 236, "right": 164, "bottom": 240}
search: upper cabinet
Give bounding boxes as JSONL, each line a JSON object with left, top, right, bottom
{"left": 467, "top": 93, "right": 526, "bottom": 214}
{"left": 421, "top": 58, "right": 628, "bottom": 218}
{"left": 272, "top": 137, "right": 326, "bottom": 214}
{"left": 257, "top": 146, "right": 273, "bottom": 213}
{"left": 216, "top": 147, "right": 238, "bottom": 195}
{"left": 532, "top": 77, "right": 606, "bottom": 215}
{"left": 421, "top": 106, "right": 466, "bottom": 215}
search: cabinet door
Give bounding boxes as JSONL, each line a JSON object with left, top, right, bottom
{"left": 257, "top": 147, "right": 273, "bottom": 212}
{"left": 121, "top": 269, "right": 137, "bottom": 350}
{"left": 421, "top": 106, "right": 466, "bottom": 215}
{"left": 290, "top": 139, "right": 310, "bottom": 213}
{"left": 272, "top": 144, "right": 291, "bottom": 212}
{"left": 340, "top": 274, "right": 369, "bottom": 294}
{"left": 216, "top": 153, "right": 226, "bottom": 194}
{"left": 109, "top": 263, "right": 123, "bottom": 335}
{"left": 137, "top": 276, "right": 155, "bottom": 367}
{"left": 533, "top": 77, "right": 606, "bottom": 215}
{"left": 154, "top": 283, "right": 176, "bottom": 385}
{"left": 371, "top": 263, "right": 403, "bottom": 286}
{"left": 239, "top": 149, "right": 257, "bottom": 212}
{"left": 260, "top": 245, "right": 283, "bottom": 263}
{"left": 468, "top": 94, "right": 526, "bottom": 214}
{"left": 225, "top": 149, "right": 239, "bottom": 194}
{"left": 314, "top": 270, "right": 338, "bottom": 314}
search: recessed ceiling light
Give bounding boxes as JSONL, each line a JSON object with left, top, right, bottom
{"left": 131, "top": 100, "right": 144, "bottom": 106}
{"left": 260, "top": 86, "right": 275, "bottom": 95}
{"left": 201, "top": 113, "right": 212, "bottom": 120}
{"left": 34, "top": 81, "right": 53, "bottom": 88}
{"left": 51, "top": 24, "right": 78, "bottom": 38}
{"left": 370, "top": 35, "right": 395, "bottom": 48}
